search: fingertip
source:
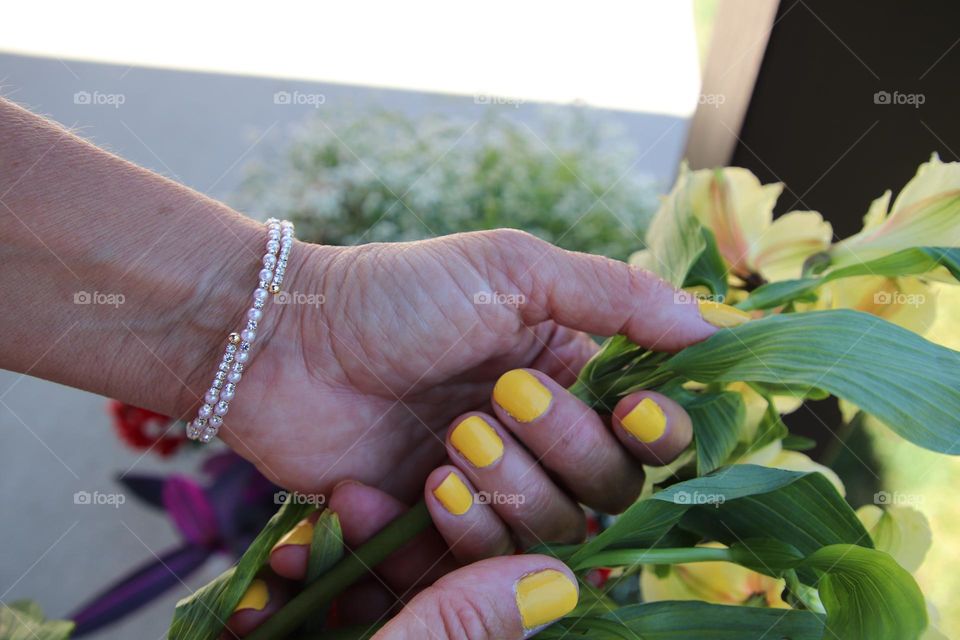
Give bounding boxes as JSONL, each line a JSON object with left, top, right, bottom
{"left": 613, "top": 391, "right": 692, "bottom": 465}
{"left": 269, "top": 511, "right": 322, "bottom": 580}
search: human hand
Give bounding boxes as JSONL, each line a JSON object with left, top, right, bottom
{"left": 218, "top": 229, "right": 728, "bottom": 500}
{"left": 225, "top": 376, "right": 694, "bottom": 639}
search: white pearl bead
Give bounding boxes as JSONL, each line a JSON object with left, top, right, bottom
{"left": 220, "top": 386, "right": 236, "bottom": 401}
{"left": 281, "top": 227, "right": 293, "bottom": 238}
{"left": 209, "top": 415, "right": 223, "bottom": 428}
{"left": 267, "top": 240, "right": 280, "bottom": 254}
{"left": 263, "top": 254, "right": 276, "bottom": 268}
{"left": 227, "top": 371, "right": 242, "bottom": 384}
{"left": 281, "top": 237, "right": 293, "bottom": 249}
{"left": 214, "top": 401, "right": 229, "bottom": 416}
{"left": 247, "top": 308, "right": 263, "bottom": 322}
{"left": 267, "top": 229, "right": 280, "bottom": 241}
{"left": 198, "top": 404, "right": 213, "bottom": 418}
{"left": 254, "top": 289, "right": 268, "bottom": 302}
{"left": 258, "top": 268, "right": 273, "bottom": 283}
{"left": 241, "top": 329, "right": 256, "bottom": 342}
{"left": 204, "top": 389, "right": 220, "bottom": 404}
{"left": 236, "top": 351, "right": 250, "bottom": 364}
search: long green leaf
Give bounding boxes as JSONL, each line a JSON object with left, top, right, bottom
{"left": 804, "top": 544, "right": 927, "bottom": 640}
{"left": 568, "top": 465, "right": 868, "bottom": 567}
{"left": 662, "top": 310, "right": 960, "bottom": 454}
{"left": 642, "top": 164, "right": 706, "bottom": 286}
{"left": 168, "top": 499, "right": 315, "bottom": 640}
{"left": 741, "top": 247, "right": 960, "bottom": 311}
{"left": 538, "top": 602, "right": 826, "bottom": 640}
{"left": 684, "top": 391, "right": 744, "bottom": 475}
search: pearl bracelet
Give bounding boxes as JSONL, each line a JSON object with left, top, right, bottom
{"left": 186, "top": 218, "right": 295, "bottom": 443}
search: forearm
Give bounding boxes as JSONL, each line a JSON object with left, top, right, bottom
{"left": 0, "top": 97, "right": 287, "bottom": 419}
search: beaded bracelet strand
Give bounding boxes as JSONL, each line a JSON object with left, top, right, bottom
{"left": 186, "top": 218, "right": 294, "bottom": 443}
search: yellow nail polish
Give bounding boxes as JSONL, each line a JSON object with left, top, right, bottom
{"left": 433, "top": 472, "right": 473, "bottom": 515}
{"left": 621, "top": 397, "right": 667, "bottom": 443}
{"left": 515, "top": 569, "right": 579, "bottom": 629}
{"left": 234, "top": 578, "right": 269, "bottom": 612}
{"left": 272, "top": 518, "right": 314, "bottom": 550}
{"left": 698, "top": 300, "right": 751, "bottom": 328}
{"left": 450, "top": 416, "right": 504, "bottom": 468}
{"left": 493, "top": 370, "right": 552, "bottom": 423}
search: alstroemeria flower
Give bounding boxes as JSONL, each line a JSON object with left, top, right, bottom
{"left": 831, "top": 154, "right": 960, "bottom": 268}
{"left": 813, "top": 274, "right": 939, "bottom": 336}
{"left": 686, "top": 166, "right": 833, "bottom": 282}
{"left": 640, "top": 542, "right": 789, "bottom": 608}
{"left": 856, "top": 505, "right": 931, "bottom": 574}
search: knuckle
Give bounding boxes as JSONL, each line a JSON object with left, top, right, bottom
{"left": 432, "top": 589, "right": 496, "bottom": 640}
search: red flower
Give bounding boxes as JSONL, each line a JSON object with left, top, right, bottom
{"left": 109, "top": 400, "right": 186, "bottom": 456}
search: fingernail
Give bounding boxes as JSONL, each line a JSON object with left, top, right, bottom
{"left": 433, "top": 472, "right": 473, "bottom": 515}
{"left": 620, "top": 397, "right": 666, "bottom": 443}
{"left": 234, "top": 578, "right": 269, "bottom": 612}
{"left": 698, "top": 300, "right": 751, "bottom": 328}
{"left": 515, "top": 569, "right": 579, "bottom": 629}
{"left": 451, "top": 416, "right": 504, "bottom": 468}
{"left": 272, "top": 518, "right": 314, "bottom": 551}
{"left": 493, "top": 370, "right": 552, "bottom": 423}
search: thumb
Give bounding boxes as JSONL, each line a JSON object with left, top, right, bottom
{"left": 375, "top": 555, "right": 579, "bottom": 639}
{"left": 465, "top": 229, "right": 746, "bottom": 352}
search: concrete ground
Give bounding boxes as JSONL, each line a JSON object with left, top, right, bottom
{"left": 0, "top": 52, "right": 689, "bottom": 639}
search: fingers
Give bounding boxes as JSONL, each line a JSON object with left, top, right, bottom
{"left": 491, "top": 369, "right": 645, "bottom": 514}
{"left": 468, "top": 229, "right": 738, "bottom": 352}
{"left": 611, "top": 390, "right": 693, "bottom": 466}
{"left": 425, "top": 466, "right": 515, "bottom": 562}
{"left": 374, "top": 555, "right": 578, "bottom": 639}
{"left": 441, "top": 413, "right": 587, "bottom": 547}
{"left": 426, "top": 370, "right": 696, "bottom": 562}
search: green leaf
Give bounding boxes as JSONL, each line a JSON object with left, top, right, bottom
{"left": 538, "top": 602, "right": 826, "bottom": 640}
{"left": 656, "top": 466, "right": 870, "bottom": 557}
{"left": 642, "top": 164, "right": 706, "bottom": 286}
{"left": 740, "top": 247, "right": 960, "bottom": 311}
{"left": 0, "top": 601, "right": 74, "bottom": 640}
{"left": 684, "top": 228, "right": 729, "bottom": 297}
{"left": 662, "top": 309, "right": 960, "bottom": 454}
{"left": 307, "top": 511, "right": 344, "bottom": 582}
{"left": 168, "top": 500, "right": 316, "bottom": 640}
{"left": 728, "top": 538, "right": 805, "bottom": 577}
{"left": 684, "top": 391, "right": 744, "bottom": 475}
{"left": 804, "top": 545, "right": 927, "bottom": 640}
{"left": 568, "top": 465, "right": 868, "bottom": 567}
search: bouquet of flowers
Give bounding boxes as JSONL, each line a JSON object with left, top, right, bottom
{"left": 159, "top": 154, "right": 960, "bottom": 640}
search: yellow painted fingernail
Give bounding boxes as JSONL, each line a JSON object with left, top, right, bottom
{"left": 234, "top": 578, "right": 269, "bottom": 612}
{"left": 516, "top": 569, "right": 579, "bottom": 629}
{"left": 451, "top": 416, "right": 504, "bottom": 468}
{"left": 493, "top": 370, "right": 552, "bottom": 423}
{"left": 433, "top": 472, "right": 473, "bottom": 515}
{"left": 621, "top": 397, "right": 667, "bottom": 443}
{"left": 272, "top": 518, "right": 314, "bottom": 550}
{"left": 698, "top": 300, "right": 751, "bottom": 328}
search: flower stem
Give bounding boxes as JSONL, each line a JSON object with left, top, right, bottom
{"left": 573, "top": 546, "right": 732, "bottom": 571}
{"left": 245, "top": 500, "right": 431, "bottom": 640}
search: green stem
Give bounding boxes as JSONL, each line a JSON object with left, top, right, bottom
{"left": 246, "top": 501, "right": 432, "bottom": 640}
{"left": 573, "top": 547, "right": 732, "bottom": 571}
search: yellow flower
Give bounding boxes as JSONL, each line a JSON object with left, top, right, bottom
{"left": 831, "top": 153, "right": 960, "bottom": 268}
{"left": 641, "top": 542, "right": 788, "bottom": 608}
{"left": 856, "top": 505, "right": 931, "bottom": 574}
{"left": 812, "top": 274, "right": 939, "bottom": 336}
{"left": 687, "top": 167, "right": 832, "bottom": 281}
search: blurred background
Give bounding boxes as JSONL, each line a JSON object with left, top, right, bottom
{"left": 1, "top": 1, "right": 958, "bottom": 637}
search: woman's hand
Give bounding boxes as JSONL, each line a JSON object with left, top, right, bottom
{"left": 225, "top": 378, "right": 695, "bottom": 638}
{"left": 221, "top": 229, "right": 723, "bottom": 500}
